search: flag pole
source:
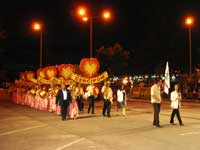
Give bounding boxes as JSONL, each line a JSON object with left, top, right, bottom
{"left": 164, "top": 61, "right": 170, "bottom": 98}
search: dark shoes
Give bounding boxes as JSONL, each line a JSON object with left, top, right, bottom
{"left": 155, "top": 125, "right": 162, "bottom": 128}
{"left": 170, "top": 122, "right": 184, "bottom": 126}
{"left": 170, "top": 123, "right": 176, "bottom": 125}
{"left": 103, "top": 114, "right": 111, "bottom": 118}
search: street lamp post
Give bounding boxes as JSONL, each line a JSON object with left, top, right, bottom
{"left": 32, "top": 22, "right": 43, "bottom": 68}
{"left": 39, "top": 30, "right": 43, "bottom": 68}
{"left": 188, "top": 26, "right": 192, "bottom": 76}
{"left": 90, "top": 18, "right": 93, "bottom": 58}
{"left": 77, "top": 7, "right": 111, "bottom": 58}
{"left": 185, "top": 16, "right": 194, "bottom": 76}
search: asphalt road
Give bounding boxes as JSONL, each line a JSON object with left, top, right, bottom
{"left": 0, "top": 96, "right": 200, "bottom": 150}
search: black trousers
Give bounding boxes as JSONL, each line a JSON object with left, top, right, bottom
{"left": 170, "top": 109, "right": 183, "bottom": 124}
{"left": 103, "top": 99, "right": 111, "bottom": 117}
{"left": 88, "top": 96, "right": 95, "bottom": 114}
{"left": 152, "top": 103, "right": 160, "bottom": 126}
{"left": 61, "top": 100, "right": 70, "bottom": 120}
{"left": 76, "top": 96, "right": 84, "bottom": 111}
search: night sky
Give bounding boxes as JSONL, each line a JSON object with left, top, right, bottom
{"left": 0, "top": 0, "right": 200, "bottom": 77}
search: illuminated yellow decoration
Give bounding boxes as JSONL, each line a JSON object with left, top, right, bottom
{"left": 58, "top": 64, "right": 75, "bottom": 79}
{"left": 71, "top": 71, "right": 108, "bottom": 84}
{"left": 79, "top": 58, "right": 100, "bottom": 78}
{"left": 37, "top": 68, "right": 46, "bottom": 79}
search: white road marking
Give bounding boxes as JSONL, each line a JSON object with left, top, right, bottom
{"left": 180, "top": 131, "right": 200, "bottom": 136}
{"left": 0, "top": 124, "right": 46, "bottom": 136}
{"left": 56, "top": 138, "right": 85, "bottom": 150}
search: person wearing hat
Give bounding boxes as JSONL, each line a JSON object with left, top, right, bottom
{"left": 56, "top": 84, "right": 72, "bottom": 121}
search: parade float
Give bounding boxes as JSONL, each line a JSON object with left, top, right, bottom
{"left": 14, "top": 58, "right": 108, "bottom": 86}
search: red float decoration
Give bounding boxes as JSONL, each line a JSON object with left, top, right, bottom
{"left": 79, "top": 58, "right": 100, "bottom": 78}
{"left": 58, "top": 64, "right": 75, "bottom": 79}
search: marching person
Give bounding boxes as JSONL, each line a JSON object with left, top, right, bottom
{"left": 86, "top": 84, "right": 96, "bottom": 114}
{"left": 102, "top": 81, "right": 113, "bottom": 118}
{"left": 74, "top": 83, "right": 84, "bottom": 112}
{"left": 117, "top": 85, "right": 127, "bottom": 116}
{"left": 68, "top": 84, "right": 79, "bottom": 119}
{"left": 170, "top": 84, "right": 184, "bottom": 126}
{"left": 56, "top": 84, "right": 72, "bottom": 121}
{"left": 151, "top": 79, "right": 163, "bottom": 128}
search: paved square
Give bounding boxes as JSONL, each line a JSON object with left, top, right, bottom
{"left": 0, "top": 98, "right": 200, "bottom": 150}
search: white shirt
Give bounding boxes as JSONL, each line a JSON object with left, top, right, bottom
{"left": 62, "top": 90, "right": 67, "bottom": 100}
{"left": 117, "top": 89, "right": 126, "bottom": 102}
{"left": 170, "top": 91, "right": 181, "bottom": 109}
{"left": 151, "top": 84, "right": 161, "bottom": 103}
{"left": 86, "top": 85, "right": 94, "bottom": 96}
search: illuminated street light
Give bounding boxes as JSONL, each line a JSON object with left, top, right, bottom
{"left": 184, "top": 16, "right": 194, "bottom": 76}
{"left": 78, "top": 7, "right": 86, "bottom": 16}
{"left": 76, "top": 7, "right": 112, "bottom": 58}
{"left": 32, "top": 22, "right": 43, "bottom": 68}
{"left": 32, "top": 22, "right": 41, "bottom": 31}
{"left": 82, "top": 16, "right": 88, "bottom": 22}
{"left": 185, "top": 17, "right": 194, "bottom": 26}
{"left": 102, "top": 10, "right": 111, "bottom": 20}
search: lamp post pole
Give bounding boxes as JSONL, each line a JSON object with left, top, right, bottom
{"left": 90, "top": 18, "right": 93, "bottom": 58}
{"left": 77, "top": 7, "right": 111, "bottom": 58}
{"left": 188, "top": 27, "right": 192, "bottom": 76}
{"left": 40, "top": 30, "right": 43, "bottom": 68}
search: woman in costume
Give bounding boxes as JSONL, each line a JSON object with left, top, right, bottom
{"left": 68, "top": 84, "right": 79, "bottom": 119}
{"left": 117, "top": 85, "right": 127, "bottom": 116}
{"left": 74, "top": 83, "right": 84, "bottom": 112}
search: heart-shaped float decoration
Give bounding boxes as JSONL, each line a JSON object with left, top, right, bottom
{"left": 79, "top": 58, "right": 100, "bottom": 78}
{"left": 44, "top": 66, "right": 57, "bottom": 80}
{"left": 37, "top": 68, "right": 46, "bottom": 79}
{"left": 25, "top": 71, "right": 35, "bottom": 81}
{"left": 19, "top": 72, "right": 26, "bottom": 81}
{"left": 58, "top": 64, "right": 75, "bottom": 79}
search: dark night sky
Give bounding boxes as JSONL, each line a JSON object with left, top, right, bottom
{"left": 0, "top": 0, "right": 200, "bottom": 76}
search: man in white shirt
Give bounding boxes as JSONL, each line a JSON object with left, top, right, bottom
{"left": 151, "top": 79, "right": 162, "bottom": 127}
{"left": 102, "top": 81, "right": 113, "bottom": 117}
{"left": 170, "top": 84, "right": 184, "bottom": 126}
{"left": 86, "top": 84, "right": 95, "bottom": 114}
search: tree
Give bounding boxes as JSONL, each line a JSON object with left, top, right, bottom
{"left": 96, "top": 43, "right": 130, "bottom": 75}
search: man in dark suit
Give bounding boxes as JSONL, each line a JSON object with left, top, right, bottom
{"left": 56, "top": 84, "right": 71, "bottom": 120}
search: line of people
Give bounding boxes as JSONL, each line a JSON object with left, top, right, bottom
{"left": 10, "top": 79, "right": 183, "bottom": 126}
{"left": 10, "top": 80, "right": 127, "bottom": 121}
{"left": 151, "top": 80, "right": 184, "bottom": 128}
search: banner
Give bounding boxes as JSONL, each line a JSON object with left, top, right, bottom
{"left": 71, "top": 71, "right": 108, "bottom": 84}
{"left": 164, "top": 61, "right": 170, "bottom": 94}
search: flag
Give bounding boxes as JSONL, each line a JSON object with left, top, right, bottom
{"left": 164, "top": 61, "right": 170, "bottom": 94}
